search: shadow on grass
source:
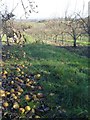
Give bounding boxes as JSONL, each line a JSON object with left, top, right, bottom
{"left": 56, "top": 45, "right": 90, "bottom": 58}
{"left": 2, "top": 43, "right": 90, "bottom": 62}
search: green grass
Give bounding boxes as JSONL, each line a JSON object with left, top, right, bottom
{"left": 3, "top": 42, "right": 89, "bottom": 118}
{"left": 66, "top": 39, "right": 89, "bottom": 46}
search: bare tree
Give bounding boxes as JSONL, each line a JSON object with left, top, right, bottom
{"left": 62, "top": 14, "right": 83, "bottom": 47}
{"left": 76, "top": 13, "right": 90, "bottom": 42}
{"left": 0, "top": 0, "right": 38, "bottom": 45}
{"left": 44, "top": 19, "right": 66, "bottom": 45}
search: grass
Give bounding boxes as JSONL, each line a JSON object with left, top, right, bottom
{"left": 66, "top": 39, "right": 90, "bottom": 46}
{"left": 2, "top": 41, "right": 89, "bottom": 118}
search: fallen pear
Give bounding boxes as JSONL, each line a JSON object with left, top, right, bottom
{"left": 10, "top": 89, "right": 15, "bottom": 93}
{"left": 17, "top": 92, "right": 21, "bottom": 96}
{"left": 0, "top": 90, "right": 5, "bottom": 97}
{"left": 13, "top": 96, "right": 18, "bottom": 100}
{"left": 26, "top": 78, "right": 30, "bottom": 82}
{"left": 18, "top": 88, "right": 23, "bottom": 93}
{"left": 13, "top": 102, "right": 19, "bottom": 109}
{"left": 25, "top": 95, "right": 30, "bottom": 101}
{"left": 16, "top": 67, "right": 21, "bottom": 72}
{"left": 34, "top": 74, "right": 41, "bottom": 79}
{"left": 11, "top": 81, "right": 14, "bottom": 85}
{"left": 35, "top": 115, "right": 40, "bottom": 118}
{"left": 5, "top": 91, "right": 10, "bottom": 96}
{"left": 2, "top": 75, "right": 6, "bottom": 79}
{"left": 25, "top": 106, "right": 31, "bottom": 111}
{"left": 19, "top": 108, "right": 25, "bottom": 114}
{"left": 3, "top": 102, "right": 9, "bottom": 108}
{"left": 3, "top": 70, "right": 8, "bottom": 75}
{"left": 0, "top": 82, "right": 2, "bottom": 86}
{"left": 37, "top": 93, "right": 44, "bottom": 98}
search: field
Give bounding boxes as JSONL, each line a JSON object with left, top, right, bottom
{"left": 1, "top": 20, "right": 90, "bottom": 119}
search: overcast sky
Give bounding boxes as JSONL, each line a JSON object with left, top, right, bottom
{"left": 0, "top": 0, "right": 89, "bottom": 19}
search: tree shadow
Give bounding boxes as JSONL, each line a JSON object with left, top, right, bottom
{"left": 2, "top": 43, "right": 90, "bottom": 63}
{"left": 56, "top": 45, "right": 90, "bottom": 58}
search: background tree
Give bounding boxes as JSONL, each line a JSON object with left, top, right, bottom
{"left": 62, "top": 14, "right": 83, "bottom": 47}
{"left": 45, "top": 19, "right": 66, "bottom": 45}
{"left": 0, "top": 0, "right": 38, "bottom": 45}
{"left": 76, "top": 13, "right": 90, "bottom": 42}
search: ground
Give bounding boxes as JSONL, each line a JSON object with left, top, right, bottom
{"left": 0, "top": 20, "right": 89, "bottom": 119}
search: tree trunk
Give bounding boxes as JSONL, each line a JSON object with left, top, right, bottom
{"left": 89, "top": 34, "right": 90, "bottom": 42}
{"left": 61, "top": 33, "right": 64, "bottom": 44}
{"left": 88, "top": 15, "right": 90, "bottom": 42}
{"left": 6, "top": 36, "right": 10, "bottom": 46}
{"left": 0, "top": 35, "right": 2, "bottom": 62}
{"left": 73, "top": 35, "right": 77, "bottom": 47}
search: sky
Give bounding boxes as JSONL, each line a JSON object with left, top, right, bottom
{"left": 0, "top": 0, "right": 90, "bottom": 20}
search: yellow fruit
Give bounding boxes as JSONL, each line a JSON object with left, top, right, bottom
{"left": 35, "top": 115, "right": 40, "bottom": 118}
{"left": 22, "top": 65, "right": 25, "bottom": 68}
{"left": 2, "top": 75, "right": 6, "bottom": 79}
{"left": 38, "top": 86, "right": 42, "bottom": 90}
{"left": 17, "top": 92, "right": 21, "bottom": 96}
{"left": 3, "top": 70, "right": 8, "bottom": 75}
{"left": 35, "top": 74, "right": 41, "bottom": 79}
{"left": 19, "top": 108, "right": 25, "bottom": 114}
{"left": 0, "top": 82, "right": 2, "bottom": 86}
{"left": 16, "top": 68, "right": 21, "bottom": 72}
{"left": 26, "top": 83, "right": 30, "bottom": 87}
{"left": 29, "top": 81, "right": 33, "bottom": 85}
{"left": 13, "top": 96, "right": 18, "bottom": 100}
{"left": 11, "top": 81, "right": 14, "bottom": 84}
{"left": 18, "top": 88, "right": 23, "bottom": 93}
{"left": 26, "top": 78, "right": 30, "bottom": 82}
{"left": 37, "top": 93, "right": 44, "bottom": 98}
{"left": 5, "top": 91, "right": 10, "bottom": 96}
{"left": 15, "top": 77, "right": 19, "bottom": 80}
{"left": 13, "top": 102, "right": 19, "bottom": 109}
{"left": 3, "top": 102, "right": 9, "bottom": 108}
{"left": 32, "top": 94, "right": 38, "bottom": 100}
{"left": 33, "top": 81, "right": 36, "bottom": 84}
{"left": 0, "top": 90, "right": 5, "bottom": 94}
{"left": 25, "top": 106, "right": 31, "bottom": 111}
{"left": 32, "top": 94, "right": 37, "bottom": 99}
{"left": 10, "top": 89, "right": 15, "bottom": 93}
{"left": 31, "top": 85, "right": 35, "bottom": 89}
{"left": 18, "top": 79, "right": 23, "bottom": 83}
{"left": 0, "top": 90, "right": 5, "bottom": 97}
{"left": 31, "top": 108, "right": 35, "bottom": 113}
{"left": 21, "top": 72, "right": 24, "bottom": 74}
{"left": 25, "top": 95, "right": 30, "bottom": 101}
{"left": 11, "top": 93, "right": 16, "bottom": 97}
{"left": 0, "top": 98, "right": 2, "bottom": 101}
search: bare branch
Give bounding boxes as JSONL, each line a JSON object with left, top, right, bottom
{"left": 20, "top": 0, "right": 28, "bottom": 18}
